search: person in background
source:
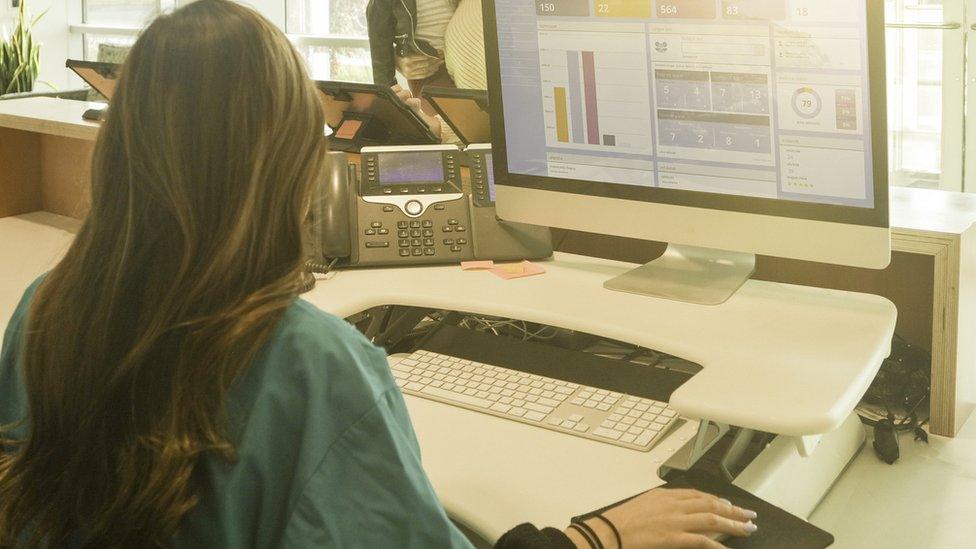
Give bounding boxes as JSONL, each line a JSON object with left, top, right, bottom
{"left": 367, "top": 0, "right": 459, "bottom": 112}
{"left": 395, "top": 0, "right": 487, "bottom": 143}
{"left": 444, "top": 0, "right": 487, "bottom": 90}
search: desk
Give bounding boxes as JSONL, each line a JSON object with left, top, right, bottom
{"left": 0, "top": 212, "right": 890, "bottom": 542}
{"left": 1, "top": 95, "right": 971, "bottom": 438}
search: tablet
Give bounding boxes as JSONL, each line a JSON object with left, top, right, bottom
{"left": 315, "top": 81, "right": 439, "bottom": 151}
{"left": 65, "top": 59, "right": 121, "bottom": 100}
{"left": 422, "top": 87, "right": 490, "bottom": 146}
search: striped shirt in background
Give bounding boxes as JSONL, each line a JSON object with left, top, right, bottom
{"left": 445, "top": 0, "right": 488, "bottom": 90}
{"left": 416, "top": 0, "right": 459, "bottom": 53}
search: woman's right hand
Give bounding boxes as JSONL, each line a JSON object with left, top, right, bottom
{"left": 395, "top": 53, "right": 444, "bottom": 80}
{"left": 564, "top": 488, "right": 758, "bottom": 549}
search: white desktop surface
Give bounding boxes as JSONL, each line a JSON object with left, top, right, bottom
{"left": 304, "top": 254, "right": 897, "bottom": 437}
{"left": 0, "top": 97, "right": 101, "bottom": 141}
{"left": 0, "top": 212, "right": 897, "bottom": 542}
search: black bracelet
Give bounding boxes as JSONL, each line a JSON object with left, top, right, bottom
{"left": 593, "top": 514, "right": 622, "bottom": 549}
{"left": 574, "top": 521, "right": 605, "bottom": 549}
{"left": 567, "top": 523, "right": 599, "bottom": 549}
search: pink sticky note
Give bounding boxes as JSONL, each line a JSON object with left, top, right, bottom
{"left": 461, "top": 260, "right": 495, "bottom": 271}
{"left": 489, "top": 261, "right": 546, "bottom": 280}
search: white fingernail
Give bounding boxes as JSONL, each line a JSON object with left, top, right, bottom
{"left": 744, "top": 521, "right": 758, "bottom": 533}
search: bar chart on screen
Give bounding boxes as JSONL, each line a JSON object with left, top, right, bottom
{"left": 538, "top": 21, "right": 653, "bottom": 154}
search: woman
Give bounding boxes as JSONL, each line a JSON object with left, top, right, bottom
{"left": 0, "top": 1, "right": 757, "bottom": 547}
{"left": 367, "top": 0, "right": 459, "bottom": 112}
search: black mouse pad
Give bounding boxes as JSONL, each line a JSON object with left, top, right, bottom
{"left": 577, "top": 470, "right": 833, "bottom": 549}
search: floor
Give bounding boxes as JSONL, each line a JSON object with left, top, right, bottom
{"left": 810, "top": 413, "right": 976, "bottom": 548}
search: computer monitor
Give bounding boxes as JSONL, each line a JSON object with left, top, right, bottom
{"left": 483, "top": 0, "right": 889, "bottom": 304}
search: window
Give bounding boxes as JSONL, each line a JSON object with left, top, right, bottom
{"left": 885, "top": 0, "right": 965, "bottom": 191}
{"left": 83, "top": 0, "right": 161, "bottom": 26}
{"left": 79, "top": 1, "right": 177, "bottom": 60}
{"left": 286, "top": 0, "right": 372, "bottom": 82}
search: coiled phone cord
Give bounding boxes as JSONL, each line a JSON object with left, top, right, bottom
{"left": 301, "top": 258, "right": 340, "bottom": 293}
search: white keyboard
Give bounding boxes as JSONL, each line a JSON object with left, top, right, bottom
{"left": 391, "top": 350, "right": 680, "bottom": 451}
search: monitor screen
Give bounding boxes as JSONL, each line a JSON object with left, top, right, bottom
{"left": 493, "top": 0, "right": 877, "bottom": 210}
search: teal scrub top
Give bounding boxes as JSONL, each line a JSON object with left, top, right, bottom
{"left": 0, "top": 279, "right": 474, "bottom": 548}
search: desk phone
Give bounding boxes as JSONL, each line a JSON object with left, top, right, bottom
{"left": 308, "top": 146, "right": 552, "bottom": 268}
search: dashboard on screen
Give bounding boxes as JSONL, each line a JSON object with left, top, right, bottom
{"left": 494, "top": 0, "right": 876, "bottom": 209}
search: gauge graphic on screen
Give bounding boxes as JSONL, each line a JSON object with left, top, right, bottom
{"left": 791, "top": 87, "right": 823, "bottom": 119}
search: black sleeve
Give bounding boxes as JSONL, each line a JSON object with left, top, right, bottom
{"left": 366, "top": 0, "right": 397, "bottom": 86}
{"left": 493, "top": 523, "right": 575, "bottom": 549}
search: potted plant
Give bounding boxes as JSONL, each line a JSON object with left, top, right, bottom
{"left": 0, "top": 0, "right": 43, "bottom": 95}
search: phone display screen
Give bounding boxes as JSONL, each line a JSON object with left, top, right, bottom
{"left": 377, "top": 152, "right": 445, "bottom": 185}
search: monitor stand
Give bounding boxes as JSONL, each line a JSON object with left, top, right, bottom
{"left": 603, "top": 244, "right": 756, "bottom": 306}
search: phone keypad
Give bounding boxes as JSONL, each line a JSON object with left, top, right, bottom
{"left": 356, "top": 197, "right": 472, "bottom": 266}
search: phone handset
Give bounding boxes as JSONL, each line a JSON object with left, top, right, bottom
{"left": 310, "top": 151, "right": 355, "bottom": 262}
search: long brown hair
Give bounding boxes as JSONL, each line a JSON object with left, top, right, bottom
{"left": 0, "top": 1, "right": 328, "bottom": 546}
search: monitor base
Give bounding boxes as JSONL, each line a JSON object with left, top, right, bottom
{"left": 603, "top": 244, "right": 756, "bottom": 305}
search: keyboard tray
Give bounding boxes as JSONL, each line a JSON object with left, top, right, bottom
{"left": 417, "top": 323, "right": 695, "bottom": 404}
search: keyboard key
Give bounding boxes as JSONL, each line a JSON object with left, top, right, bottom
{"left": 596, "top": 403, "right": 612, "bottom": 411}
{"left": 636, "top": 420, "right": 650, "bottom": 428}
{"left": 524, "top": 403, "right": 554, "bottom": 414}
{"left": 490, "top": 403, "right": 512, "bottom": 414}
{"left": 571, "top": 398, "right": 585, "bottom": 406}
{"left": 574, "top": 424, "right": 589, "bottom": 432}
{"left": 510, "top": 408, "right": 529, "bottom": 418}
{"left": 636, "top": 403, "right": 650, "bottom": 411}
{"left": 628, "top": 426, "right": 642, "bottom": 435}
{"left": 538, "top": 398, "right": 560, "bottom": 407}
{"left": 568, "top": 415, "right": 584, "bottom": 422}
{"left": 421, "top": 385, "right": 491, "bottom": 408}
{"left": 583, "top": 401, "right": 598, "bottom": 409}
{"left": 547, "top": 417, "right": 563, "bottom": 426}
{"left": 655, "top": 416, "right": 670, "bottom": 424}
{"left": 600, "top": 420, "right": 616, "bottom": 429}
{"left": 636, "top": 432, "right": 655, "bottom": 446}
{"left": 405, "top": 382, "right": 425, "bottom": 391}
{"left": 620, "top": 434, "right": 637, "bottom": 443}
{"left": 594, "top": 427, "right": 623, "bottom": 440}
{"left": 663, "top": 410, "right": 677, "bottom": 418}
{"left": 522, "top": 410, "right": 544, "bottom": 421}
{"left": 561, "top": 420, "right": 577, "bottom": 429}
{"left": 609, "top": 414, "right": 623, "bottom": 422}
